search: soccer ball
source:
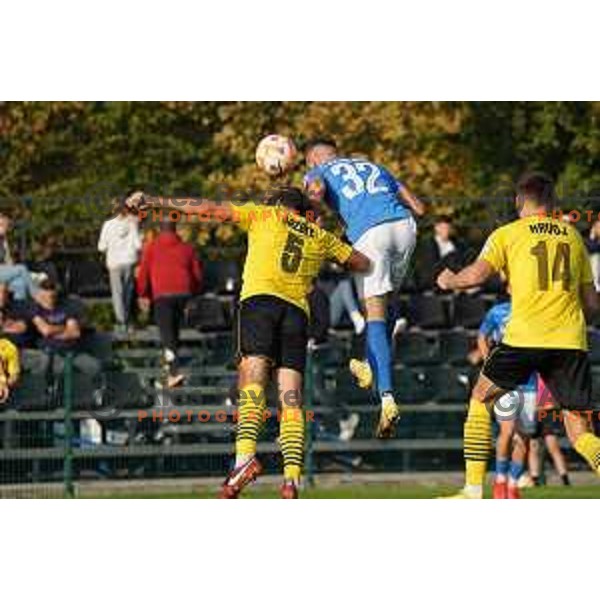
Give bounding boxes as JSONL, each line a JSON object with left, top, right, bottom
{"left": 255, "top": 134, "right": 297, "bottom": 176}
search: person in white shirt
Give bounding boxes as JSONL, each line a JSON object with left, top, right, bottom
{"left": 98, "top": 201, "right": 142, "bottom": 332}
{"left": 433, "top": 216, "right": 457, "bottom": 258}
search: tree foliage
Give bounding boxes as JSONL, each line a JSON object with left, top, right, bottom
{"left": 0, "top": 101, "right": 598, "bottom": 252}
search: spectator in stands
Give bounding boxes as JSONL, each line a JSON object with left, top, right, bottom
{"left": 140, "top": 227, "right": 158, "bottom": 253}
{"left": 0, "top": 283, "right": 32, "bottom": 346}
{"left": 0, "top": 214, "right": 14, "bottom": 265}
{"left": 0, "top": 336, "right": 20, "bottom": 405}
{"left": 134, "top": 229, "right": 159, "bottom": 328}
{"left": 418, "top": 216, "right": 467, "bottom": 288}
{"left": 307, "top": 281, "right": 361, "bottom": 445}
{"left": 586, "top": 221, "right": 600, "bottom": 291}
{"left": 317, "top": 263, "right": 365, "bottom": 334}
{"left": 0, "top": 283, "right": 48, "bottom": 374}
{"left": 136, "top": 216, "right": 203, "bottom": 388}
{"left": 98, "top": 200, "right": 142, "bottom": 333}
{"left": 28, "top": 237, "right": 61, "bottom": 289}
{"left": 307, "top": 282, "right": 330, "bottom": 347}
{"left": 432, "top": 216, "right": 459, "bottom": 259}
{"left": 31, "top": 280, "right": 100, "bottom": 377}
{"left": 330, "top": 276, "right": 365, "bottom": 335}
{"left": 0, "top": 214, "right": 42, "bottom": 301}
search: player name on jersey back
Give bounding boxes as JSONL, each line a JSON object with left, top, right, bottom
{"left": 528, "top": 221, "right": 569, "bottom": 236}
{"left": 285, "top": 213, "right": 316, "bottom": 238}
{"left": 480, "top": 216, "right": 593, "bottom": 351}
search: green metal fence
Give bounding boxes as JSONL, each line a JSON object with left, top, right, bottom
{"left": 63, "top": 353, "right": 75, "bottom": 498}
{"left": 0, "top": 347, "right": 471, "bottom": 498}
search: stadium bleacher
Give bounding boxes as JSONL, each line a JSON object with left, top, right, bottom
{"left": 2, "top": 254, "right": 599, "bottom": 497}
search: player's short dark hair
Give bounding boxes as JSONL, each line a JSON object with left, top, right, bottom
{"left": 303, "top": 137, "right": 338, "bottom": 154}
{"left": 264, "top": 186, "right": 312, "bottom": 217}
{"left": 515, "top": 172, "right": 557, "bottom": 208}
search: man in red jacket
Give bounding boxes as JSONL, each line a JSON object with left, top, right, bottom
{"left": 136, "top": 217, "right": 203, "bottom": 388}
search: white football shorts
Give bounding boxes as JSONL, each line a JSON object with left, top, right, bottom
{"left": 494, "top": 382, "right": 538, "bottom": 436}
{"left": 353, "top": 217, "right": 417, "bottom": 300}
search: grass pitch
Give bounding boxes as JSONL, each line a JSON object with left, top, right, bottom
{"left": 82, "top": 482, "right": 600, "bottom": 499}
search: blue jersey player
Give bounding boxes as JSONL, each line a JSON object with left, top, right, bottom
{"left": 477, "top": 299, "right": 537, "bottom": 499}
{"left": 303, "top": 138, "right": 425, "bottom": 438}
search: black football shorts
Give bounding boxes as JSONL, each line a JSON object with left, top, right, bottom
{"left": 482, "top": 343, "right": 594, "bottom": 411}
{"left": 236, "top": 294, "right": 308, "bottom": 373}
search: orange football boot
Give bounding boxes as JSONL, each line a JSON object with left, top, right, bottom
{"left": 507, "top": 485, "right": 521, "bottom": 499}
{"left": 280, "top": 481, "right": 299, "bottom": 499}
{"left": 219, "top": 457, "right": 263, "bottom": 499}
{"left": 493, "top": 479, "right": 508, "bottom": 499}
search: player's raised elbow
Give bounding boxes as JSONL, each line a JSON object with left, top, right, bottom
{"left": 345, "top": 250, "right": 371, "bottom": 273}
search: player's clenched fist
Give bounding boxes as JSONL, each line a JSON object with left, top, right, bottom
{"left": 436, "top": 268, "right": 455, "bottom": 291}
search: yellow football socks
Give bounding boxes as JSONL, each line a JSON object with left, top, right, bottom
{"left": 235, "top": 383, "right": 266, "bottom": 462}
{"left": 464, "top": 398, "right": 493, "bottom": 491}
{"left": 280, "top": 407, "right": 304, "bottom": 483}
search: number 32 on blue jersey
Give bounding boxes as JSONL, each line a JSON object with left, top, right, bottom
{"left": 329, "top": 159, "right": 392, "bottom": 200}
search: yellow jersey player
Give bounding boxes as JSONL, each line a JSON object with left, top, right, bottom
{"left": 437, "top": 172, "right": 600, "bottom": 499}
{"left": 126, "top": 187, "right": 370, "bottom": 498}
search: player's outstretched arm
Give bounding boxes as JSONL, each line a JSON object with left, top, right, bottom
{"left": 147, "top": 196, "right": 234, "bottom": 220}
{"left": 398, "top": 184, "right": 426, "bottom": 217}
{"left": 437, "top": 259, "right": 495, "bottom": 291}
{"left": 125, "top": 192, "right": 234, "bottom": 220}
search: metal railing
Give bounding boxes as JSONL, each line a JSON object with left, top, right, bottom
{"left": 0, "top": 351, "right": 469, "bottom": 498}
